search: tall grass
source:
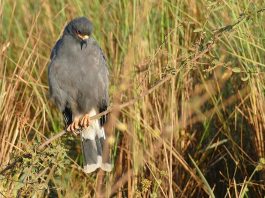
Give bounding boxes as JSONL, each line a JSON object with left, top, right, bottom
{"left": 1, "top": 0, "right": 265, "bottom": 197}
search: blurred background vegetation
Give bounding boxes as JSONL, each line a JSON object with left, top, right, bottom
{"left": 0, "top": 0, "right": 265, "bottom": 197}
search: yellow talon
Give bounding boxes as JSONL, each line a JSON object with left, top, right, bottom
{"left": 80, "top": 114, "right": 90, "bottom": 128}
{"left": 67, "top": 117, "right": 81, "bottom": 134}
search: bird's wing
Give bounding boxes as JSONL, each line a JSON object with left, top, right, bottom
{"left": 48, "top": 39, "right": 74, "bottom": 126}
{"left": 50, "top": 38, "right": 63, "bottom": 60}
{"left": 48, "top": 60, "right": 67, "bottom": 111}
{"left": 97, "top": 46, "right": 109, "bottom": 126}
{"left": 84, "top": 39, "right": 109, "bottom": 125}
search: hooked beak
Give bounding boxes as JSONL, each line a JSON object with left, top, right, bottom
{"left": 78, "top": 34, "right": 89, "bottom": 40}
{"left": 80, "top": 40, "right": 87, "bottom": 50}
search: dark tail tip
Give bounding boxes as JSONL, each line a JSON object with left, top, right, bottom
{"left": 82, "top": 137, "right": 112, "bottom": 173}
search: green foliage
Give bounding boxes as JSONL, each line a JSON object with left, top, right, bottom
{"left": 1, "top": 144, "right": 70, "bottom": 197}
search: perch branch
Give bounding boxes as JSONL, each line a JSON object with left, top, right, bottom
{"left": 38, "top": 74, "right": 172, "bottom": 150}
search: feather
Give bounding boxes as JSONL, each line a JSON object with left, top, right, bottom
{"left": 81, "top": 109, "right": 112, "bottom": 173}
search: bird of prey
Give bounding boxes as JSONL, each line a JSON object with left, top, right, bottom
{"left": 48, "top": 17, "right": 112, "bottom": 173}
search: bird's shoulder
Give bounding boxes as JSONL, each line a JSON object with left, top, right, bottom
{"left": 88, "top": 38, "right": 108, "bottom": 61}
{"left": 50, "top": 38, "right": 63, "bottom": 60}
{"left": 89, "top": 39, "right": 109, "bottom": 76}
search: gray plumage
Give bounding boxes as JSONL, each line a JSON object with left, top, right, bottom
{"left": 48, "top": 17, "right": 111, "bottom": 173}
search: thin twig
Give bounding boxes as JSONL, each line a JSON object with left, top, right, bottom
{"left": 38, "top": 75, "right": 172, "bottom": 150}
{"left": 0, "top": 153, "right": 32, "bottom": 175}
{"left": 38, "top": 130, "right": 66, "bottom": 150}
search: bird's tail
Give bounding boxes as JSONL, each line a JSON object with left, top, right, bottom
{"left": 80, "top": 112, "right": 112, "bottom": 173}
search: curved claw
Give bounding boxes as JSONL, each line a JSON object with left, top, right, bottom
{"left": 67, "top": 117, "right": 81, "bottom": 135}
{"left": 80, "top": 114, "right": 90, "bottom": 128}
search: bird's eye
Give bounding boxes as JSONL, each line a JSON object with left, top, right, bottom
{"left": 74, "top": 28, "right": 81, "bottom": 35}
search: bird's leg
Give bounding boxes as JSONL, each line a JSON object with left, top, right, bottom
{"left": 67, "top": 116, "right": 81, "bottom": 134}
{"left": 80, "top": 114, "right": 90, "bottom": 128}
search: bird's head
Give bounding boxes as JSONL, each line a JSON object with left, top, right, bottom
{"left": 64, "top": 17, "right": 93, "bottom": 50}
